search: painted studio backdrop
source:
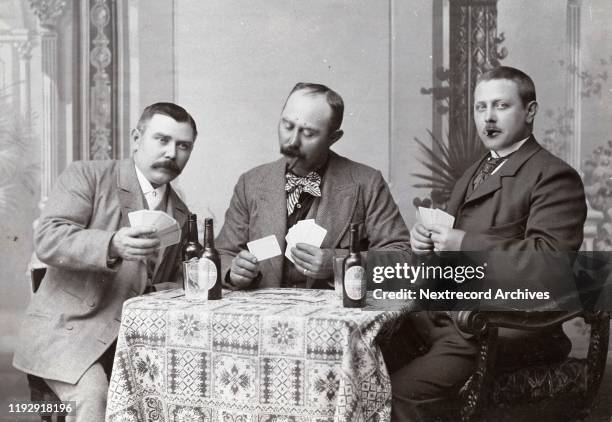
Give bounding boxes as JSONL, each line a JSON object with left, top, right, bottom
{"left": 0, "top": 0, "right": 611, "bottom": 419}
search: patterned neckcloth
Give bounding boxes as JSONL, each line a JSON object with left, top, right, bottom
{"left": 285, "top": 171, "right": 322, "bottom": 215}
{"left": 472, "top": 155, "right": 507, "bottom": 190}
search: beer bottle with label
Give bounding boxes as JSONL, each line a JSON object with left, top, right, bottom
{"left": 202, "top": 218, "right": 222, "bottom": 300}
{"left": 182, "top": 213, "right": 203, "bottom": 289}
{"left": 343, "top": 223, "right": 366, "bottom": 308}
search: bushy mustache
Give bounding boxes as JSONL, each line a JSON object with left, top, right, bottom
{"left": 280, "top": 146, "right": 304, "bottom": 159}
{"left": 152, "top": 160, "right": 181, "bottom": 174}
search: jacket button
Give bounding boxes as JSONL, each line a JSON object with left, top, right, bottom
{"left": 66, "top": 325, "right": 73, "bottom": 331}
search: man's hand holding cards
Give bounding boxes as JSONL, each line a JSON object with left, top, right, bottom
{"left": 128, "top": 210, "right": 181, "bottom": 248}
{"left": 414, "top": 207, "right": 464, "bottom": 252}
{"left": 230, "top": 235, "right": 283, "bottom": 288}
{"left": 109, "top": 210, "right": 179, "bottom": 263}
{"left": 285, "top": 220, "right": 332, "bottom": 279}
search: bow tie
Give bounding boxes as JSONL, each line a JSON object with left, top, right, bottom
{"left": 285, "top": 171, "right": 322, "bottom": 215}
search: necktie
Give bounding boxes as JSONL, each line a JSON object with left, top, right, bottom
{"left": 472, "top": 156, "right": 506, "bottom": 190}
{"left": 285, "top": 171, "right": 322, "bottom": 215}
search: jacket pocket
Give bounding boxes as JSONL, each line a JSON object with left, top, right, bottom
{"left": 485, "top": 215, "right": 528, "bottom": 239}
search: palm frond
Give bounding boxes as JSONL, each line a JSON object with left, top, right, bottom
{"left": 411, "top": 172, "right": 455, "bottom": 185}
{"left": 17, "top": 162, "right": 40, "bottom": 194}
{"left": 414, "top": 137, "right": 454, "bottom": 176}
{"left": 0, "top": 87, "right": 38, "bottom": 213}
{"left": 413, "top": 122, "right": 486, "bottom": 205}
{"left": 0, "top": 183, "right": 22, "bottom": 217}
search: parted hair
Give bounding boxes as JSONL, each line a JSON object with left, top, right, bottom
{"left": 477, "top": 66, "right": 537, "bottom": 107}
{"left": 136, "top": 102, "right": 198, "bottom": 138}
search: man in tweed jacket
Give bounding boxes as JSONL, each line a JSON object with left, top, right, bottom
{"left": 217, "top": 83, "right": 411, "bottom": 290}
{"left": 13, "top": 103, "right": 197, "bottom": 421}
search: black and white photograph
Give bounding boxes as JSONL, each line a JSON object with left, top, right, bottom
{"left": 0, "top": 0, "right": 611, "bottom": 421}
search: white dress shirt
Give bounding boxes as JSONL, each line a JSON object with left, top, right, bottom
{"left": 135, "top": 165, "right": 167, "bottom": 211}
{"left": 490, "top": 136, "right": 530, "bottom": 175}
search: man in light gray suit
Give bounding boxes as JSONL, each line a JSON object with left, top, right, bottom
{"left": 217, "top": 83, "right": 410, "bottom": 289}
{"left": 13, "top": 103, "right": 197, "bottom": 421}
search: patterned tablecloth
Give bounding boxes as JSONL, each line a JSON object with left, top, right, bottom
{"left": 106, "top": 288, "right": 399, "bottom": 422}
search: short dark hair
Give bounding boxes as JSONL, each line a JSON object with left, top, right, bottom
{"left": 136, "top": 102, "right": 198, "bottom": 139}
{"left": 286, "top": 82, "right": 344, "bottom": 132}
{"left": 476, "top": 66, "right": 536, "bottom": 106}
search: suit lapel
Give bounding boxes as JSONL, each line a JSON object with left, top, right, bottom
{"left": 463, "top": 136, "right": 541, "bottom": 205}
{"left": 257, "top": 159, "right": 288, "bottom": 287}
{"left": 315, "top": 152, "right": 359, "bottom": 249}
{"left": 153, "top": 186, "right": 189, "bottom": 283}
{"left": 166, "top": 186, "right": 189, "bottom": 230}
{"left": 116, "top": 159, "right": 147, "bottom": 291}
{"left": 448, "top": 155, "right": 486, "bottom": 216}
{"left": 117, "top": 159, "right": 147, "bottom": 228}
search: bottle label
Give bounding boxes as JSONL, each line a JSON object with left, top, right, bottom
{"left": 184, "top": 258, "right": 199, "bottom": 289}
{"left": 198, "top": 258, "right": 218, "bottom": 290}
{"left": 344, "top": 266, "right": 365, "bottom": 300}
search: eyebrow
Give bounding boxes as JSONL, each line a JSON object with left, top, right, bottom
{"left": 474, "top": 98, "right": 512, "bottom": 105}
{"left": 153, "top": 132, "right": 194, "bottom": 143}
{"left": 281, "top": 117, "right": 318, "bottom": 132}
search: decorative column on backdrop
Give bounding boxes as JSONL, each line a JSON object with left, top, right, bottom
{"left": 27, "top": 0, "right": 122, "bottom": 273}
{"left": 82, "top": 0, "right": 119, "bottom": 161}
{"left": 564, "top": 0, "right": 603, "bottom": 251}
{"left": 448, "top": 0, "right": 507, "bottom": 144}
{"left": 29, "top": 0, "right": 67, "bottom": 204}
{"left": 565, "top": 0, "right": 582, "bottom": 170}
{"left": 26, "top": 0, "right": 68, "bottom": 274}
{"left": 0, "top": 30, "right": 35, "bottom": 119}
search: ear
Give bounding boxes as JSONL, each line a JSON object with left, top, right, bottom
{"left": 329, "top": 130, "right": 344, "bottom": 146}
{"left": 130, "top": 128, "right": 141, "bottom": 150}
{"left": 525, "top": 101, "right": 538, "bottom": 124}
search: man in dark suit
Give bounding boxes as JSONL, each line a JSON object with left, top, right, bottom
{"left": 392, "top": 67, "right": 587, "bottom": 420}
{"left": 13, "top": 103, "right": 197, "bottom": 421}
{"left": 217, "top": 82, "right": 410, "bottom": 289}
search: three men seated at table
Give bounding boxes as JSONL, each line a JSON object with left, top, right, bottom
{"left": 13, "top": 67, "right": 586, "bottom": 422}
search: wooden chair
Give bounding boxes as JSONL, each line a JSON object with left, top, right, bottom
{"left": 379, "top": 310, "right": 610, "bottom": 421}
{"left": 27, "top": 266, "right": 66, "bottom": 422}
{"left": 455, "top": 310, "right": 610, "bottom": 421}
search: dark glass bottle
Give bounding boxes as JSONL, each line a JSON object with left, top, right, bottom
{"left": 202, "top": 218, "right": 222, "bottom": 300}
{"left": 182, "top": 213, "right": 203, "bottom": 289}
{"left": 343, "top": 223, "right": 366, "bottom": 308}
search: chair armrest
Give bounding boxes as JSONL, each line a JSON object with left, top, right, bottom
{"left": 456, "top": 310, "right": 584, "bottom": 337}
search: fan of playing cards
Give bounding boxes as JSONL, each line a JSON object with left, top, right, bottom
{"left": 417, "top": 206, "right": 455, "bottom": 228}
{"left": 284, "top": 219, "right": 327, "bottom": 263}
{"left": 128, "top": 210, "right": 181, "bottom": 248}
{"left": 245, "top": 219, "right": 328, "bottom": 263}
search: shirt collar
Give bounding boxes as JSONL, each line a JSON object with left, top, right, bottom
{"left": 490, "top": 136, "right": 530, "bottom": 158}
{"left": 285, "top": 157, "right": 329, "bottom": 179}
{"left": 135, "top": 164, "right": 167, "bottom": 197}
